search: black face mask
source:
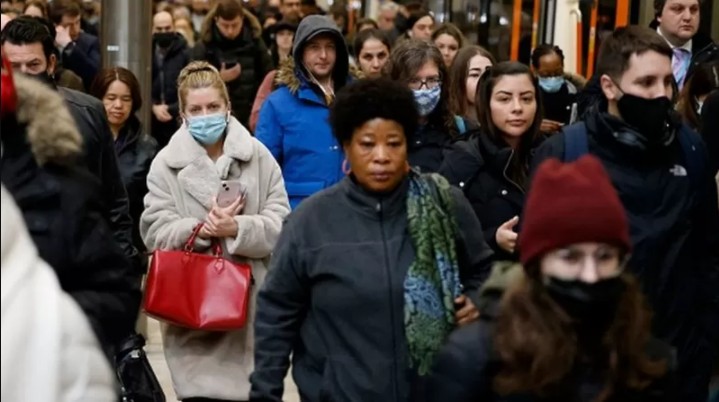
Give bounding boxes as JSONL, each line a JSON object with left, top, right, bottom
{"left": 545, "top": 276, "right": 625, "bottom": 333}
{"left": 616, "top": 92, "right": 673, "bottom": 141}
{"left": 154, "top": 32, "right": 175, "bottom": 48}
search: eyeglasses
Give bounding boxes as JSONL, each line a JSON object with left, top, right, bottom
{"left": 407, "top": 76, "right": 442, "bottom": 90}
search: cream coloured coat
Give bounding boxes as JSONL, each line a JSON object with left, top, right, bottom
{"left": 140, "top": 117, "right": 290, "bottom": 400}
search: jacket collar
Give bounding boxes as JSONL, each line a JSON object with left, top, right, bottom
{"left": 340, "top": 174, "right": 409, "bottom": 221}
{"left": 476, "top": 131, "right": 513, "bottom": 174}
{"left": 163, "top": 117, "right": 254, "bottom": 208}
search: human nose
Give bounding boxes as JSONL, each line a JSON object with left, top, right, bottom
{"left": 371, "top": 57, "right": 380, "bottom": 69}
{"left": 511, "top": 97, "right": 522, "bottom": 113}
{"left": 577, "top": 258, "right": 600, "bottom": 284}
{"left": 372, "top": 144, "right": 390, "bottom": 163}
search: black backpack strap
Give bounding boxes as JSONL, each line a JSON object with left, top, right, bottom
{"left": 562, "top": 122, "right": 589, "bottom": 162}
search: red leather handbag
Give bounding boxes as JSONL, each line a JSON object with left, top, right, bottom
{"left": 143, "top": 224, "right": 252, "bottom": 331}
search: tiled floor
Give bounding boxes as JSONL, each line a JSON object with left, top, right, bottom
{"left": 145, "top": 317, "right": 300, "bottom": 401}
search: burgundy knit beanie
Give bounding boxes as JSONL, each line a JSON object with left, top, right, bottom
{"left": 519, "top": 155, "right": 632, "bottom": 266}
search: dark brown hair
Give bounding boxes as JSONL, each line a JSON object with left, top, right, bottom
{"left": 476, "top": 61, "right": 542, "bottom": 189}
{"left": 448, "top": 45, "right": 496, "bottom": 118}
{"left": 214, "top": 0, "right": 244, "bottom": 20}
{"left": 355, "top": 18, "right": 378, "bottom": 34}
{"left": 494, "top": 271, "right": 667, "bottom": 400}
{"left": 678, "top": 62, "right": 719, "bottom": 130}
{"left": 353, "top": 28, "right": 391, "bottom": 59}
{"left": 23, "top": 0, "right": 49, "bottom": 19}
{"left": 89, "top": 67, "right": 143, "bottom": 114}
{"left": 385, "top": 38, "right": 454, "bottom": 135}
{"left": 431, "top": 22, "right": 465, "bottom": 49}
{"left": 596, "top": 26, "right": 672, "bottom": 82}
{"left": 48, "top": 0, "right": 81, "bottom": 25}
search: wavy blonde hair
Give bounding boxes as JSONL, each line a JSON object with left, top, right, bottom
{"left": 177, "top": 61, "right": 231, "bottom": 113}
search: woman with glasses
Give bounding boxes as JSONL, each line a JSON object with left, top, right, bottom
{"left": 386, "top": 39, "right": 457, "bottom": 173}
{"left": 251, "top": 78, "right": 495, "bottom": 401}
{"left": 427, "top": 155, "right": 676, "bottom": 402}
{"left": 439, "top": 62, "right": 545, "bottom": 261}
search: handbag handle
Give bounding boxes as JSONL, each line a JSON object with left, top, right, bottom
{"left": 184, "top": 223, "right": 223, "bottom": 256}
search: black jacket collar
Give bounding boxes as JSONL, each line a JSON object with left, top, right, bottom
{"left": 341, "top": 174, "right": 409, "bottom": 221}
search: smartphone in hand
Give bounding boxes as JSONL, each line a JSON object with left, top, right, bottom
{"left": 217, "top": 180, "right": 246, "bottom": 208}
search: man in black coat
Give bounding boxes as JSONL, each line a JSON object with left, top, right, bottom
{"left": 192, "top": 0, "right": 273, "bottom": 126}
{"left": 49, "top": 0, "right": 100, "bottom": 90}
{"left": 151, "top": 10, "right": 190, "bottom": 148}
{"left": 0, "top": 65, "right": 141, "bottom": 358}
{"left": 531, "top": 26, "right": 719, "bottom": 402}
{"left": 2, "top": 16, "right": 141, "bottom": 272}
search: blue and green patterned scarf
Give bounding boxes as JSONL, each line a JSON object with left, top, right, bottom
{"left": 405, "top": 172, "right": 462, "bottom": 375}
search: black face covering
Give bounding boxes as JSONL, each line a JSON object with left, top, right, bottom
{"left": 154, "top": 32, "right": 175, "bottom": 48}
{"left": 545, "top": 276, "right": 625, "bottom": 334}
{"left": 616, "top": 92, "right": 673, "bottom": 142}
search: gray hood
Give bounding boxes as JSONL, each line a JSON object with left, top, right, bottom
{"left": 291, "top": 15, "right": 349, "bottom": 91}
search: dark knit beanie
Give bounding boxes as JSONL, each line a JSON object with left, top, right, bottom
{"left": 519, "top": 155, "right": 632, "bottom": 266}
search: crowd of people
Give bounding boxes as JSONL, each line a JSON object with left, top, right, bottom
{"left": 1, "top": 0, "right": 718, "bottom": 401}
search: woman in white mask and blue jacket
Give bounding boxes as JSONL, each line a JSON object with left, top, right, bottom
{"left": 140, "top": 61, "right": 290, "bottom": 402}
{"left": 386, "top": 39, "right": 459, "bottom": 173}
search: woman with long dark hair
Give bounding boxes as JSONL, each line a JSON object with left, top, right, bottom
{"left": 428, "top": 155, "right": 675, "bottom": 402}
{"left": 386, "top": 39, "right": 457, "bottom": 173}
{"left": 439, "top": 62, "right": 543, "bottom": 261}
{"left": 447, "top": 45, "right": 496, "bottom": 132}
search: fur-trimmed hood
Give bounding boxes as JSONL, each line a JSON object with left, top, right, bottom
{"left": 12, "top": 74, "right": 82, "bottom": 166}
{"left": 273, "top": 56, "right": 361, "bottom": 96}
{"left": 564, "top": 72, "right": 587, "bottom": 91}
{"left": 200, "top": 8, "right": 263, "bottom": 44}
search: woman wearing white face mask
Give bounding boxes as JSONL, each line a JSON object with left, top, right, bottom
{"left": 386, "top": 39, "right": 458, "bottom": 173}
{"left": 140, "top": 61, "right": 290, "bottom": 402}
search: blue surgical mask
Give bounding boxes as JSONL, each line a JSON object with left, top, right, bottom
{"left": 186, "top": 113, "right": 228, "bottom": 145}
{"left": 538, "top": 76, "right": 565, "bottom": 93}
{"left": 413, "top": 86, "right": 441, "bottom": 117}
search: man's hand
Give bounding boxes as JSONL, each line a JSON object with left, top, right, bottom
{"left": 55, "top": 25, "right": 73, "bottom": 48}
{"left": 219, "top": 62, "right": 242, "bottom": 82}
{"left": 152, "top": 104, "right": 173, "bottom": 123}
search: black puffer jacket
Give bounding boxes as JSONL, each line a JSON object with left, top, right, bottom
{"left": 151, "top": 33, "right": 190, "bottom": 148}
{"left": 531, "top": 110, "right": 719, "bottom": 402}
{"left": 58, "top": 86, "right": 140, "bottom": 273}
{"left": 426, "top": 263, "right": 677, "bottom": 402}
{"left": 0, "top": 75, "right": 142, "bottom": 356}
{"left": 192, "top": 10, "right": 273, "bottom": 126}
{"left": 408, "top": 124, "right": 454, "bottom": 173}
{"left": 115, "top": 116, "right": 158, "bottom": 253}
{"left": 439, "top": 131, "right": 534, "bottom": 261}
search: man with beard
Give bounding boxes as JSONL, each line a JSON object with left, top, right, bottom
{"left": 2, "top": 16, "right": 140, "bottom": 273}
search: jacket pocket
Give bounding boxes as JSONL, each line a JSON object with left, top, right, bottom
{"left": 286, "top": 181, "right": 325, "bottom": 209}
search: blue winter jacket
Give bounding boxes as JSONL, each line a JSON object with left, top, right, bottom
{"left": 255, "top": 15, "right": 350, "bottom": 209}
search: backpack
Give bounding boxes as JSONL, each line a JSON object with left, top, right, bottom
{"left": 562, "top": 122, "right": 708, "bottom": 194}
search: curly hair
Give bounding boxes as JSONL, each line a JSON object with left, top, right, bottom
{"left": 330, "top": 78, "right": 419, "bottom": 145}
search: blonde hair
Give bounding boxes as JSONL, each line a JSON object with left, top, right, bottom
{"left": 177, "top": 61, "right": 230, "bottom": 112}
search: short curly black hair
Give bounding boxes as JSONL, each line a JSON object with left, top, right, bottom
{"left": 330, "top": 78, "right": 419, "bottom": 145}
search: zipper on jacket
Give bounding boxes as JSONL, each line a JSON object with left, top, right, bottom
{"left": 159, "top": 68, "right": 166, "bottom": 104}
{"left": 377, "top": 200, "right": 400, "bottom": 400}
{"left": 502, "top": 149, "right": 526, "bottom": 195}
